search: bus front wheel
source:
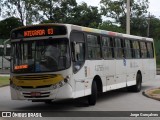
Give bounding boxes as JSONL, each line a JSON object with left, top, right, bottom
{"left": 88, "top": 81, "right": 97, "bottom": 105}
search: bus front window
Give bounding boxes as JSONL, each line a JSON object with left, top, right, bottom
{"left": 11, "top": 38, "right": 70, "bottom": 73}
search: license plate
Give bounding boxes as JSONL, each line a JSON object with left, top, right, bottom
{"left": 31, "top": 92, "right": 41, "bottom": 96}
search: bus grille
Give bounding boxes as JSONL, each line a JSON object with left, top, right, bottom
{"left": 14, "top": 74, "right": 57, "bottom": 80}
{"left": 23, "top": 92, "right": 50, "bottom": 98}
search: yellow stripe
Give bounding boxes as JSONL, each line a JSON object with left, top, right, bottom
{"left": 12, "top": 74, "right": 64, "bottom": 88}
{"left": 82, "top": 27, "right": 93, "bottom": 32}
{"left": 153, "top": 40, "right": 156, "bottom": 60}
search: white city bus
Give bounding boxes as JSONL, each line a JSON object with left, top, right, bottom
{"left": 5, "top": 24, "right": 156, "bottom": 105}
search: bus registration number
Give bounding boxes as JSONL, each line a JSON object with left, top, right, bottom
{"left": 31, "top": 92, "right": 41, "bottom": 97}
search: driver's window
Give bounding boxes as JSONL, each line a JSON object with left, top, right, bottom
{"left": 75, "top": 42, "right": 85, "bottom": 61}
{"left": 70, "top": 31, "right": 85, "bottom": 73}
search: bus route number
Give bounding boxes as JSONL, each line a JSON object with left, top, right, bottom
{"left": 48, "top": 28, "right": 54, "bottom": 35}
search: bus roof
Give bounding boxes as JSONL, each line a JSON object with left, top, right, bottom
{"left": 69, "top": 24, "right": 153, "bottom": 42}
{"left": 11, "top": 23, "right": 153, "bottom": 42}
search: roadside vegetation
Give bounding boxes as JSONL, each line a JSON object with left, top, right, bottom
{"left": 0, "top": 76, "right": 9, "bottom": 87}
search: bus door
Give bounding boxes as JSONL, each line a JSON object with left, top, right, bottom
{"left": 70, "top": 31, "right": 86, "bottom": 98}
{"left": 125, "top": 39, "right": 135, "bottom": 86}
{"left": 140, "top": 41, "right": 149, "bottom": 81}
{"left": 101, "top": 36, "right": 116, "bottom": 90}
{"left": 115, "top": 38, "right": 126, "bottom": 88}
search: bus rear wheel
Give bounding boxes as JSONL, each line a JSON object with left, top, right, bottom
{"left": 88, "top": 81, "right": 97, "bottom": 105}
{"left": 128, "top": 73, "right": 142, "bottom": 92}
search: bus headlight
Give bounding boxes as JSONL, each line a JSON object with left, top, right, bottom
{"left": 50, "top": 75, "right": 70, "bottom": 90}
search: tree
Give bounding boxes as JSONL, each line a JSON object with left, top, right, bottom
{"left": 148, "top": 16, "right": 160, "bottom": 39}
{"left": 98, "top": 21, "right": 125, "bottom": 33}
{"left": 0, "top": 0, "right": 39, "bottom": 25}
{"left": 40, "top": 1, "right": 102, "bottom": 28}
{"left": 73, "top": 2, "right": 102, "bottom": 28}
{"left": 100, "top": 0, "right": 149, "bottom": 35}
{"left": 34, "top": 0, "right": 77, "bottom": 23}
{"left": 0, "top": 17, "right": 22, "bottom": 39}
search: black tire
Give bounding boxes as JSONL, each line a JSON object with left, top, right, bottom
{"left": 88, "top": 81, "right": 97, "bottom": 105}
{"left": 44, "top": 100, "right": 52, "bottom": 104}
{"left": 127, "top": 73, "right": 142, "bottom": 92}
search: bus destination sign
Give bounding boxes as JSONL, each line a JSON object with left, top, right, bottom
{"left": 24, "top": 28, "right": 54, "bottom": 37}
{"left": 11, "top": 25, "right": 67, "bottom": 39}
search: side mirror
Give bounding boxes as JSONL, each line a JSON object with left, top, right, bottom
{"left": 4, "top": 39, "right": 11, "bottom": 61}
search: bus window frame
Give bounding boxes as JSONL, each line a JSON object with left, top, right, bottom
{"left": 101, "top": 35, "right": 115, "bottom": 60}
{"left": 146, "top": 41, "right": 154, "bottom": 59}
{"left": 123, "top": 38, "right": 133, "bottom": 59}
{"left": 114, "top": 37, "right": 124, "bottom": 60}
{"left": 85, "top": 32, "right": 102, "bottom": 60}
{"left": 70, "top": 30, "right": 86, "bottom": 74}
{"left": 139, "top": 41, "right": 148, "bottom": 59}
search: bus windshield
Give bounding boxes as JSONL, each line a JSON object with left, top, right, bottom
{"left": 11, "top": 38, "right": 70, "bottom": 73}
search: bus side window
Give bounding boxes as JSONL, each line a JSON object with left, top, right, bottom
{"left": 87, "top": 34, "right": 101, "bottom": 59}
{"left": 114, "top": 38, "right": 123, "bottom": 59}
{"left": 140, "top": 41, "right": 147, "bottom": 58}
{"left": 124, "top": 39, "right": 132, "bottom": 59}
{"left": 70, "top": 31, "right": 85, "bottom": 73}
{"left": 102, "top": 36, "right": 114, "bottom": 59}
{"left": 146, "top": 42, "right": 154, "bottom": 58}
{"left": 132, "top": 40, "right": 140, "bottom": 59}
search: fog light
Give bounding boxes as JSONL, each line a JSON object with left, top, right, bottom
{"left": 64, "top": 75, "right": 70, "bottom": 83}
{"left": 64, "top": 78, "right": 68, "bottom": 83}
{"left": 59, "top": 81, "right": 63, "bottom": 87}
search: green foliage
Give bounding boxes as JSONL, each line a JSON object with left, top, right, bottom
{"left": 34, "top": 0, "right": 77, "bottom": 23}
{"left": 0, "top": 0, "right": 40, "bottom": 25}
{"left": 149, "top": 16, "right": 160, "bottom": 39}
{"left": 0, "top": 17, "right": 22, "bottom": 39}
{"left": 40, "top": 1, "right": 102, "bottom": 28}
{"left": 0, "top": 76, "right": 9, "bottom": 87}
{"left": 100, "top": 0, "right": 149, "bottom": 36}
{"left": 100, "top": 0, "right": 149, "bottom": 22}
{"left": 98, "top": 21, "right": 125, "bottom": 33}
{"left": 72, "top": 2, "right": 102, "bottom": 28}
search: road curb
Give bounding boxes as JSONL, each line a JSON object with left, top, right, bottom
{"left": 143, "top": 89, "right": 160, "bottom": 101}
{"left": 0, "top": 84, "right": 9, "bottom": 88}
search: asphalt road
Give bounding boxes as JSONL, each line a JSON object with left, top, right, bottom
{"left": 0, "top": 76, "right": 160, "bottom": 118}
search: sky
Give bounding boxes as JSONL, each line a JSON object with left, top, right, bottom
{"left": 76, "top": 0, "right": 160, "bottom": 18}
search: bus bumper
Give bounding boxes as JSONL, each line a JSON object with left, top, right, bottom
{"left": 10, "top": 83, "right": 73, "bottom": 101}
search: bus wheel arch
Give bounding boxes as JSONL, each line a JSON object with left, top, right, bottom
{"left": 88, "top": 75, "right": 102, "bottom": 105}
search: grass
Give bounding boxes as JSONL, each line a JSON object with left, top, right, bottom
{"left": 152, "top": 89, "right": 160, "bottom": 94}
{"left": 0, "top": 76, "right": 9, "bottom": 87}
